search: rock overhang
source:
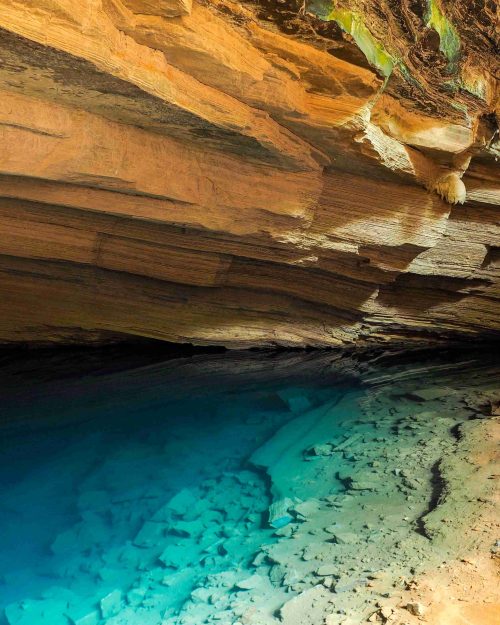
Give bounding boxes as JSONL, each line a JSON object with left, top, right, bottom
{"left": 0, "top": 0, "right": 497, "bottom": 347}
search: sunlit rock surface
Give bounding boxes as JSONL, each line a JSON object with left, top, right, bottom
{"left": 0, "top": 0, "right": 498, "bottom": 346}
{"left": 0, "top": 348, "right": 498, "bottom": 625}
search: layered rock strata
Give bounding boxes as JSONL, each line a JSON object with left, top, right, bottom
{"left": 0, "top": 0, "right": 498, "bottom": 346}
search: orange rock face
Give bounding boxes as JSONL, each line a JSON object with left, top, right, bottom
{"left": 0, "top": 0, "right": 498, "bottom": 346}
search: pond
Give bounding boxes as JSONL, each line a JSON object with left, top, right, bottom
{"left": 0, "top": 347, "right": 497, "bottom": 625}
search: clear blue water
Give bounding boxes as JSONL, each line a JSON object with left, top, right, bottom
{"left": 0, "top": 348, "right": 496, "bottom": 625}
{"left": 0, "top": 349, "right": 359, "bottom": 625}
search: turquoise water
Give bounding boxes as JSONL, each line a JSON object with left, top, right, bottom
{"left": 0, "top": 348, "right": 497, "bottom": 625}
{"left": 0, "top": 349, "right": 358, "bottom": 625}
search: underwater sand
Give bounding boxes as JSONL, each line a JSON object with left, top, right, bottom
{"left": 0, "top": 348, "right": 498, "bottom": 625}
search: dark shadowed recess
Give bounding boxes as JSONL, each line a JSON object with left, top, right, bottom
{"left": 0, "top": 340, "right": 498, "bottom": 432}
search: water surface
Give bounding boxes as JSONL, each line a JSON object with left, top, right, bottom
{"left": 0, "top": 347, "right": 497, "bottom": 625}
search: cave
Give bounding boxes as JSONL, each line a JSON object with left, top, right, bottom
{"left": 0, "top": 0, "right": 498, "bottom": 623}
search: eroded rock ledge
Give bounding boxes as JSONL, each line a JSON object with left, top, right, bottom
{"left": 0, "top": 0, "right": 498, "bottom": 347}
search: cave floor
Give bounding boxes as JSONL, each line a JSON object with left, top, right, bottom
{"left": 0, "top": 348, "right": 498, "bottom": 625}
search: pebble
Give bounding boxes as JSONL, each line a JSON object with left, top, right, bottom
{"left": 405, "top": 602, "right": 426, "bottom": 617}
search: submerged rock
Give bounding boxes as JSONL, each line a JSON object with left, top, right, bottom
{"left": 315, "top": 564, "right": 338, "bottom": 577}
{"left": 290, "top": 499, "right": 321, "bottom": 520}
{"left": 235, "top": 575, "right": 264, "bottom": 590}
{"left": 268, "top": 498, "right": 294, "bottom": 529}
{"left": 66, "top": 609, "right": 100, "bottom": 625}
{"left": 160, "top": 489, "right": 197, "bottom": 518}
{"left": 100, "top": 590, "right": 122, "bottom": 619}
{"left": 307, "top": 444, "right": 334, "bottom": 457}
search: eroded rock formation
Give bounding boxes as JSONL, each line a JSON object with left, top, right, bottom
{"left": 0, "top": 0, "right": 498, "bottom": 346}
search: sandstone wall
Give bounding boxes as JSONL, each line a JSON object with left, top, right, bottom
{"left": 0, "top": 0, "right": 498, "bottom": 346}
